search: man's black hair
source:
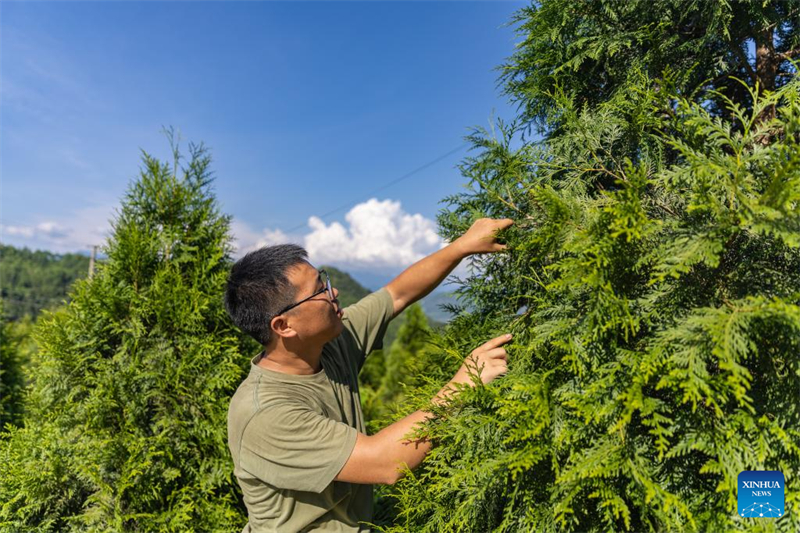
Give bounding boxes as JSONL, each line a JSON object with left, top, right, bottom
{"left": 224, "top": 243, "right": 309, "bottom": 346}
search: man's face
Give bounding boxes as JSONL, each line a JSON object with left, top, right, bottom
{"left": 277, "top": 261, "right": 343, "bottom": 344}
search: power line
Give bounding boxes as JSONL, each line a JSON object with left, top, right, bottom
{"left": 283, "top": 142, "right": 471, "bottom": 234}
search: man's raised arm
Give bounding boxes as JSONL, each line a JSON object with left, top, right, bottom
{"left": 384, "top": 218, "right": 513, "bottom": 317}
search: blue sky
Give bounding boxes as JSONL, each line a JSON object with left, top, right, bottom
{"left": 1, "top": 0, "right": 529, "bottom": 290}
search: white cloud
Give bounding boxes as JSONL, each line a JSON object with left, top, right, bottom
{"left": 1, "top": 225, "right": 34, "bottom": 239}
{"left": 229, "top": 219, "right": 294, "bottom": 256}
{"left": 231, "top": 198, "right": 470, "bottom": 279}
{"left": 305, "top": 198, "right": 445, "bottom": 269}
{"left": 1, "top": 221, "right": 68, "bottom": 240}
{"left": 0, "top": 205, "right": 114, "bottom": 254}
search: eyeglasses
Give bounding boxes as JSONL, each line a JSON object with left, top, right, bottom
{"left": 273, "top": 269, "right": 334, "bottom": 317}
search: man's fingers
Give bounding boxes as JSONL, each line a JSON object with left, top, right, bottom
{"left": 498, "top": 218, "right": 514, "bottom": 228}
{"left": 489, "top": 218, "right": 514, "bottom": 228}
{"left": 479, "top": 333, "right": 513, "bottom": 351}
{"left": 496, "top": 220, "right": 513, "bottom": 250}
{"left": 492, "top": 360, "right": 508, "bottom": 376}
{"left": 484, "top": 347, "right": 507, "bottom": 360}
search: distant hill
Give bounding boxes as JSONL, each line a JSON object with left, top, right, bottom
{"left": 0, "top": 244, "right": 91, "bottom": 321}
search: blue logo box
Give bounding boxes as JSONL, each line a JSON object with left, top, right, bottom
{"left": 738, "top": 471, "right": 785, "bottom": 518}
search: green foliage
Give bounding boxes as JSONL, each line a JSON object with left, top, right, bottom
{"left": 0, "top": 136, "right": 250, "bottom": 532}
{"left": 0, "top": 300, "right": 28, "bottom": 430}
{"left": 499, "top": 0, "right": 800, "bottom": 137}
{"left": 0, "top": 245, "right": 90, "bottom": 322}
{"left": 361, "top": 303, "right": 433, "bottom": 435}
{"left": 378, "top": 62, "right": 800, "bottom": 533}
{"left": 359, "top": 303, "right": 438, "bottom": 528}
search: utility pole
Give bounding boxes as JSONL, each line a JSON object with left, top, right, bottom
{"left": 88, "top": 245, "right": 98, "bottom": 279}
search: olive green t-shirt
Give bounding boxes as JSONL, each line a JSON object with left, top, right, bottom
{"left": 227, "top": 287, "right": 395, "bottom": 533}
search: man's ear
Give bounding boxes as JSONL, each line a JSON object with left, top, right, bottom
{"left": 269, "top": 315, "right": 297, "bottom": 340}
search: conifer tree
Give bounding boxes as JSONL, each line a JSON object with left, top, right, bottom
{"left": 499, "top": 0, "right": 800, "bottom": 137}
{"left": 359, "top": 303, "right": 434, "bottom": 528}
{"left": 0, "top": 300, "right": 26, "bottom": 430}
{"left": 363, "top": 303, "right": 433, "bottom": 434}
{"left": 0, "top": 134, "right": 249, "bottom": 532}
{"left": 375, "top": 304, "right": 431, "bottom": 418}
{"left": 377, "top": 3, "right": 800, "bottom": 531}
{"left": 0, "top": 245, "right": 91, "bottom": 321}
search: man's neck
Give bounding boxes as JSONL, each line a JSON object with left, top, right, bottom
{"left": 258, "top": 343, "right": 324, "bottom": 375}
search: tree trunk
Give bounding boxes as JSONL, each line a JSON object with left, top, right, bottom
{"left": 754, "top": 27, "right": 778, "bottom": 127}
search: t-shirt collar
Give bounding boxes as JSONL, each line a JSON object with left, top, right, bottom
{"left": 248, "top": 351, "right": 328, "bottom": 382}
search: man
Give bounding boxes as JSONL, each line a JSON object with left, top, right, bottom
{"left": 224, "top": 217, "right": 515, "bottom": 532}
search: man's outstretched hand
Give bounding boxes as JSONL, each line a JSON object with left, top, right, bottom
{"left": 455, "top": 217, "right": 514, "bottom": 256}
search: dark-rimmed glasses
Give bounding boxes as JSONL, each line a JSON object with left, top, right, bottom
{"left": 273, "top": 269, "right": 333, "bottom": 317}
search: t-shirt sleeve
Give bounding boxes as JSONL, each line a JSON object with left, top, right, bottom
{"left": 341, "top": 287, "right": 396, "bottom": 371}
{"left": 238, "top": 400, "right": 359, "bottom": 493}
